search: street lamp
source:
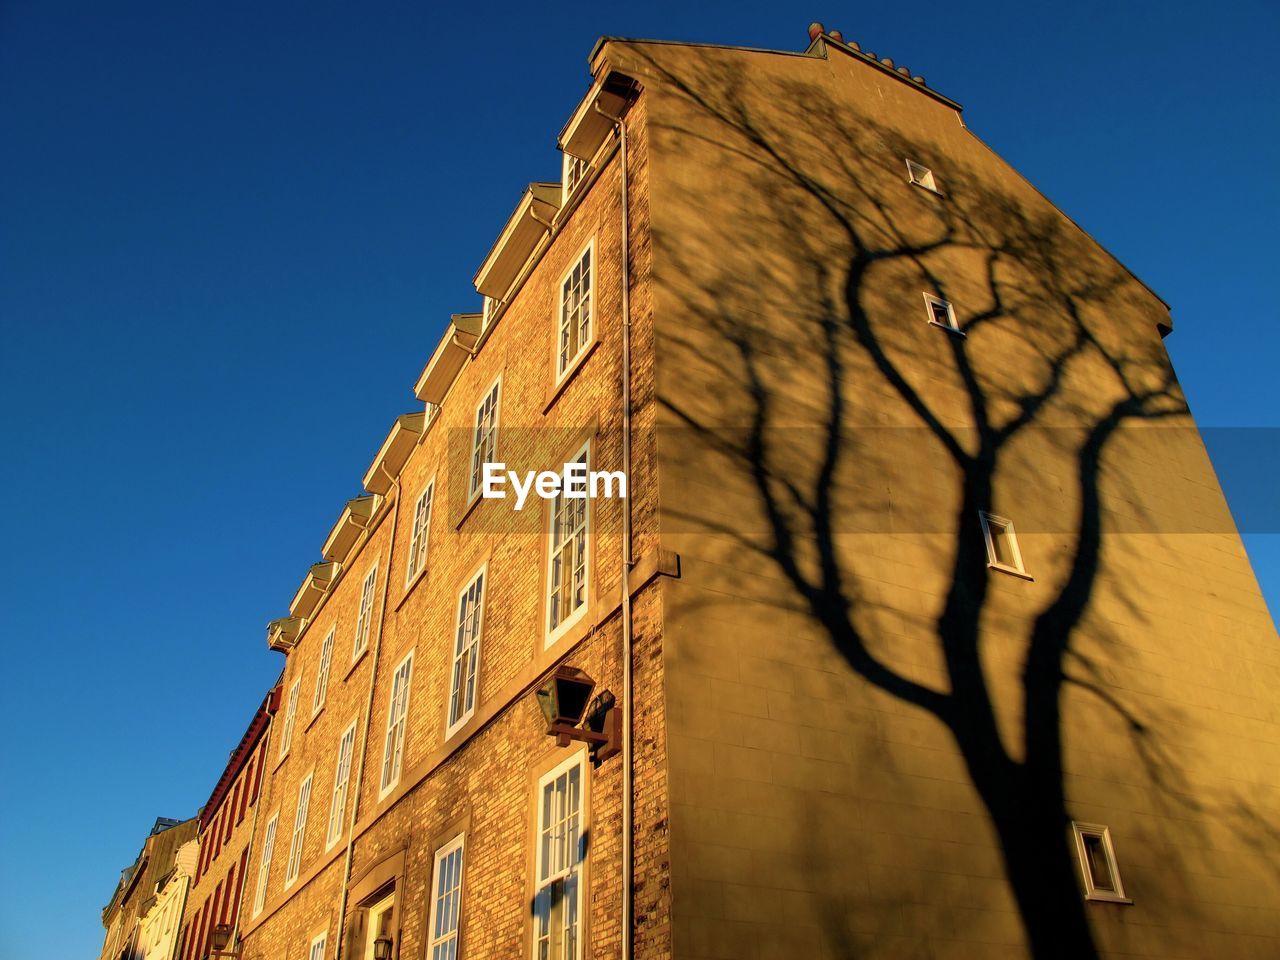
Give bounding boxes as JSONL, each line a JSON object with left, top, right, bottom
{"left": 536, "top": 665, "right": 622, "bottom": 763}
{"left": 209, "top": 923, "right": 238, "bottom": 958}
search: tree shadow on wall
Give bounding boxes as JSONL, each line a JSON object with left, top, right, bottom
{"left": 625, "top": 48, "right": 1276, "bottom": 958}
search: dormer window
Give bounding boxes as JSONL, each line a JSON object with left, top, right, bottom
{"left": 923, "top": 293, "right": 962, "bottom": 334}
{"left": 562, "top": 152, "right": 589, "bottom": 203}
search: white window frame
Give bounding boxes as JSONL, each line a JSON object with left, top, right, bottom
{"left": 905, "top": 158, "right": 940, "bottom": 193}
{"left": 979, "top": 511, "right": 1030, "bottom": 578}
{"left": 482, "top": 295, "right": 502, "bottom": 331}
{"left": 404, "top": 477, "right": 436, "bottom": 587}
{"left": 923, "top": 292, "right": 963, "bottom": 335}
{"left": 352, "top": 565, "right": 379, "bottom": 662}
{"left": 312, "top": 627, "right": 336, "bottom": 717}
{"left": 532, "top": 751, "right": 587, "bottom": 960}
{"left": 545, "top": 441, "right": 591, "bottom": 646}
{"left": 446, "top": 565, "right": 488, "bottom": 738}
{"left": 1071, "top": 822, "right": 1131, "bottom": 903}
{"left": 284, "top": 771, "right": 313, "bottom": 889}
{"left": 468, "top": 377, "right": 502, "bottom": 501}
{"left": 325, "top": 719, "right": 358, "bottom": 851}
{"left": 561, "top": 151, "right": 589, "bottom": 204}
{"left": 427, "top": 833, "right": 466, "bottom": 960}
{"left": 555, "top": 238, "right": 595, "bottom": 383}
{"left": 278, "top": 678, "right": 302, "bottom": 761}
{"left": 251, "top": 811, "right": 279, "bottom": 917}
{"left": 308, "top": 931, "right": 328, "bottom": 960}
{"left": 378, "top": 649, "right": 415, "bottom": 800}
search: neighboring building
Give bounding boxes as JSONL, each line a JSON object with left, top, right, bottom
{"left": 100, "top": 817, "right": 199, "bottom": 960}
{"left": 138, "top": 838, "right": 199, "bottom": 960}
{"left": 104, "top": 25, "right": 1280, "bottom": 960}
{"left": 177, "top": 688, "right": 277, "bottom": 960}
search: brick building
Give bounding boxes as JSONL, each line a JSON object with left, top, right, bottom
{"left": 108, "top": 26, "right": 1280, "bottom": 960}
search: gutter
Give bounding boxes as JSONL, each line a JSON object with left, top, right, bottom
{"left": 334, "top": 480, "right": 401, "bottom": 960}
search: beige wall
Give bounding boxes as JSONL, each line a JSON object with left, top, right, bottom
{"left": 598, "top": 37, "right": 1280, "bottom": 960}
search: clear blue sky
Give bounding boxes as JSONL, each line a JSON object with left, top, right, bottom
{"left": 1, "top": 2, "right": 1276, "bottom": 956}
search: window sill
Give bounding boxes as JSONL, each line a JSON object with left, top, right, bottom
{"left": 396, "top": 565, "right": 430, "bottom": 611}
{"left": 910, "top": 180, "right": 945, "bottom": 197}
{"left": 273, "top": 751, "right": 289, "bottom": 774}
{"left": 305, "top": 707, "right": 325, "bottom": 733}
{"left": 1085, "top": 892, "right": 1133, "bottom": 905}
{"left": 988, "top": 562, "right": 1034, "bottom": 582}
{"left": 929, "top": 319, "right": 966, "bottom": 337}
{"left": 454, "top": 488, "right": 485, "bottom": 531}
{"left": 543, "top": 338, "right": 601, "bottom": 415}
{"left": 344, "top": 648, "right": 369, "bottom": 682}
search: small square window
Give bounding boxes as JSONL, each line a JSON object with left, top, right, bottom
{"left": 1072, "top": 822, "right": 1131, "bottom": 903}
{"left": 979, "top": 511, "right": 1031, "bottom": 578}
{"left": 482, "top": 295, "right": 501, "bottom": 330}
{"left": 905, "top": 158, "right": 940, "bottom": 194}
{"left": 923, "top": 293, "right": 962, "bottom": 335}
{"left": 562, "top": 152, "right": 589, "bottom": 202}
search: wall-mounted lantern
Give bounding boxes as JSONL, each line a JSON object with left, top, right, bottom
{"left": 209, "top": 923, "right": 238, "bottom": 958}
{"left": 536, "top": 665, "right": 622, "bottom": 764}
{"left": 373, "top": 935, "right": 394, "bottom": 960}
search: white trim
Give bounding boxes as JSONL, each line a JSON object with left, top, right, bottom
{"left": 278, "top": 678, "right": 302, "bottom": 761}
{"left": 283, "top": 770, "right": 314, "bottom": 889}
{"left": 404, "top": 476, "right": 437, "bottom": 587}
{"left": 312, "top": 626, "right": 336, "bottom": 717}
{"left": 377, "top": 648, "right": 416, "bottom": 800}
{"left": 532, "top": 750, "right": 588, "bottom": 960}
{"left": 467, "top": 375, "right": 503, "bottom": 502}
{"left": 561, "top": 151, "right": 590, "bottom": 204}
{"left": 325, "top": 719, "right": 358, "bottom": 852}
{"left": 905, "top": 157, "right": 941, "bottom": 194}
{"left": 1071, "top": 821, "right": 1132, "bottom": 903}
{"left": 554, "top": 237, "right": 596, "bottom": 385}
{"left": 979, "top": 511, "right": 1030, "bottom": 578}
{"left": 545, "top": 440, "right": 592, "bottom": 646}
{"left": 427, "top": 832, "right": 466, "bottom": 960}
{"left": 352, "top": 564, "right": 379, "bottom": 662}
{"left": 251, "top": 811, "right": 279, "bottom": 917}
{"left": 308, "top": 931, "right": 328, "bottom": 960}
{"left": 923, "top": 292, "right": 964, "bottom": 336}
{"left": 446, "top": 563, "right": 488, "bottom": 739}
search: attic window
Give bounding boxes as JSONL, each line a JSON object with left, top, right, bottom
{"left": 1072, "top": 822, "right": 1132, "bottom": 903}
{"left": 563, "top": 153, "right": 589, "bottom": 203}
{"left": 906, "top": 159, "right": 940, "bottom": 194}
{"left": 483, "top": 296, "right": 502, "bottom": 330}
{"left": 980, "top": 511, "right": 1030, "bottom": 579}
{"left": 923, "top": 293, "right": 962, "bottom": 334}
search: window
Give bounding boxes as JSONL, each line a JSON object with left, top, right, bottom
{"left": 923, "top": 292, "right": 961, "bottom": 334}
{"left": 468, "top": 378, "right": 501, "bottom": 500}
{"left": 362, "top": 893, "right": 395, "bottom": 960}
{"left": 1072, "top": 822, "right": 1131, "bottom": 903}
{"left": 447, "top": 567, "right": 487, "bottom": 736}
{"left": 427, "top": 834, "right": 465, "bottom": 960}
{"left": 284, "top": 772, "right": 313, "bottom": 889}
{"left": 309, "top": 933, "right": 328, "bottom": 960}
{"left": 546, "top": 442, "right": 590, "bottom": 643}
{"left": 378, "top": 650, "right": 415, "bottom": 798}
{"left": 533, "top": 754, "right": 586, "bottom": 960}
{"left": 312, "top": 627, "right": 336, "bottom": 716}
{"left": 251, "top": 813, "right": 278, "bottom": 917}
{"left": 278, "top": 679, "right": 301, "bottom": 760}
{"left": 562, "top": 152, "right": 589, "bottom": 203}
{"left": 405, "top": 479, "right": 435, "bottom": 586}
{"left": 906, "top": 158, "right": 940, "bottom": 193}
{"left": 482, "top": 295, "right": 501, "bottom": 330}
{"left": 556, "top": 241, "right": 594, "bottom": 379}
{"left": 352, "top": 566, "right": 379, "bottom": 661}
{"left": 979, "top": 511, "right": 1029, "bottom": 577}
{"left": 325, "top": 721, "right": 357, "bottom": 850}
